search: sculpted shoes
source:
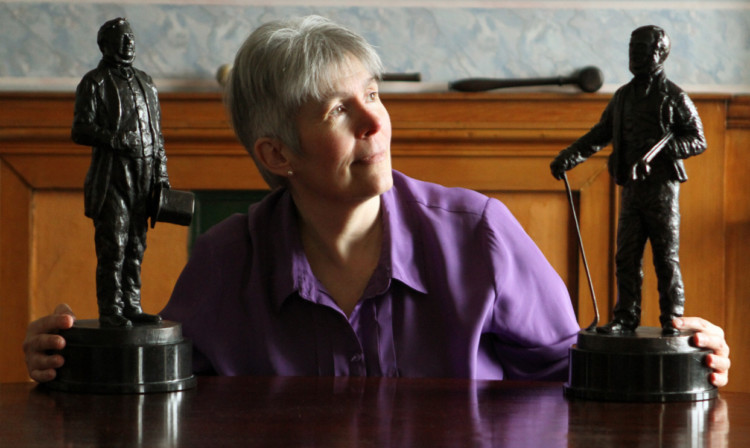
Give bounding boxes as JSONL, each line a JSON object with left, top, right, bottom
{"left": 661, "top": 325, "right": 680, "bottom": 336}
{"left": 99, "top": 313, "right": 133, "bottom": 328}
{"left": 124, "top": 310, "right": 163, "bottom": 324}
{"left": 596, "top": 320, "right": 636, "bottom": 335}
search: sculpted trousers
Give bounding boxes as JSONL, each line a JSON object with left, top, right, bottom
{"left": 613, "top": 178, "right": 685, "bottom": 328}
{"left": 93, "top": 156, "right": 153, "bottom": 316}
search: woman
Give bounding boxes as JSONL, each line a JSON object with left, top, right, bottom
{"left": 24, "top": 16, "right": 730, "bottom": 384}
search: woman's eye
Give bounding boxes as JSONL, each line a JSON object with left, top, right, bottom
{"left": 330, "top": 105, "right": 345, "bottom": 117}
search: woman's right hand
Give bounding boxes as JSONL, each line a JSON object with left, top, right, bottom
{"left": 23, "top": 304, "right": 76, "bottom": 383}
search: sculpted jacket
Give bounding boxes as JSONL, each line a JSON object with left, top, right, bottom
{"left": 557, "top": 72, "right": 707, "bottom": 185}
{"left": 71, "top": 60, "right": 169, "bottom": 219}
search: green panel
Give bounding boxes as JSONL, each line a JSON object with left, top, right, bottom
{"left": 189, "top": 190, "right": 269, "bottom": 251}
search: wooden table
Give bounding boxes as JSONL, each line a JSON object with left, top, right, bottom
{"left": 1, "top": 376, "right": 746, "bottom": 447}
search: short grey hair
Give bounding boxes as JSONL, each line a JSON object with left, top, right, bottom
{"left": 226, "top": 15, "right": 384, "bottom": 189}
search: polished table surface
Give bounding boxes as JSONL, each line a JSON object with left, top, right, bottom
{"left": 1, "top": 376, "right": 747, "bottom": 447}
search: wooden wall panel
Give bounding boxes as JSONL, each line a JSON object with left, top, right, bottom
{"left": 1, "top": 92, "right": 744, "bottom": 393}
{"left": 725, "top": 97, "right": 750, "bottom": 393}
{"left": 0, "top": 162, "right": 32, "bottom": 383}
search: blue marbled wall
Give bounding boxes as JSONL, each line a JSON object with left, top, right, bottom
{"left": 1, "top": 1, "right": 748, "bottom": 93}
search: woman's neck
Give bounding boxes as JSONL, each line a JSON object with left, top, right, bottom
{"left": 293, "top": 193, "right": 383, "bottom": 316}
{"left": 295, "top": 194, "right": 382, "bottom": 267}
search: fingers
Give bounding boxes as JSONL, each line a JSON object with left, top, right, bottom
{"left": 694, "top": 330, "right": 730, "bottom": 359}
{"left": 710, "top": 370, "right": 729, "bottom": 388}
{"left": 27, "top": 347, "right": 66, "bottom": 383}
{"left": 674, "top": 317, "right": 731, "bottom": 387}
{"left": 26, "top": 307, "right": 75, "bottom": 339}
{"left": 23, "top": 304, "right": 76, "bottom": 383}
{"left": 29, "top": 368, "right": 59, "bottom": 384}
{"left": 53, "top": 303, "right": 76, "bottom": 319}
{"left": 706, "top": 354, "right": 731, "bottom": 387}
{"left": 674, "top": 317, "right": 729, "bottom": 356}
{"left": 23, "top": 333, "right": 67, "bottom": 383}
{"left": 675, "top": 316, "right": 723, "bottom": 336}
{"left": 24, "top": 332, "right": 66, "bottom": 355}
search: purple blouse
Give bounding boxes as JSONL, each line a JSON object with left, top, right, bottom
{"left": 162, "top": 171, "right": 580, "bottom": 380}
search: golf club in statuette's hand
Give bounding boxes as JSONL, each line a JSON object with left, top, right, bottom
{"left": 562, "top": 172, "right": 599, "bottom": 332}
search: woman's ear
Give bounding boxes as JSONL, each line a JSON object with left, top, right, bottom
{"left": 254, "top": 137, "right": 292, "bottom": 176}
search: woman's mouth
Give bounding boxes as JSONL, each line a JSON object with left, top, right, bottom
{"left": 356, "top": 150, "right": 387, "bottom": 165}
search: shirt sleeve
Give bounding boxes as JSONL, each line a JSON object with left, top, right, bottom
{"left": 481, "top": 197, "right": 580, "bottom": 381}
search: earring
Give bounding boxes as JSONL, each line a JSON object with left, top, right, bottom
{"left": 287, "top": 169, "right": 294, "bottom": 177}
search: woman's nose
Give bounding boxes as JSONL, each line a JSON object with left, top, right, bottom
{"left": 356, "top": 106, "right": 383, "bottom": 139}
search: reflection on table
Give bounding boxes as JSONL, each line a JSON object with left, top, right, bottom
{"left": 0, "top": 376, "right": 741, "bottom": 447}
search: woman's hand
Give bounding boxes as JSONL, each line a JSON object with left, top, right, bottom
{"left": 23, "top": 304, "right": 76, "bottom": 383}
{"left": 674, "top": 317, "right": 731, "bottom": 387}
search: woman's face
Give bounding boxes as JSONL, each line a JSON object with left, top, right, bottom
{"left": 289, "top": 58, "right": 393, "bottom": 207}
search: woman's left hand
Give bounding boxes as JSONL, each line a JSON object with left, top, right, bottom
{"left": 674, "top": 317, "right": 731, "bottom": 387}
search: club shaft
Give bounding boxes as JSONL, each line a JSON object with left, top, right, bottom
{"left": 563, "top": 173, "right": 599, "bottom": 331}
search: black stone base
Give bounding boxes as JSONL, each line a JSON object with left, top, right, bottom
{"left": 45, "top": 319, "right": 196, "bottom": 394}
{"left": 564, "top": 327, "right": 717, "bottom": 402}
